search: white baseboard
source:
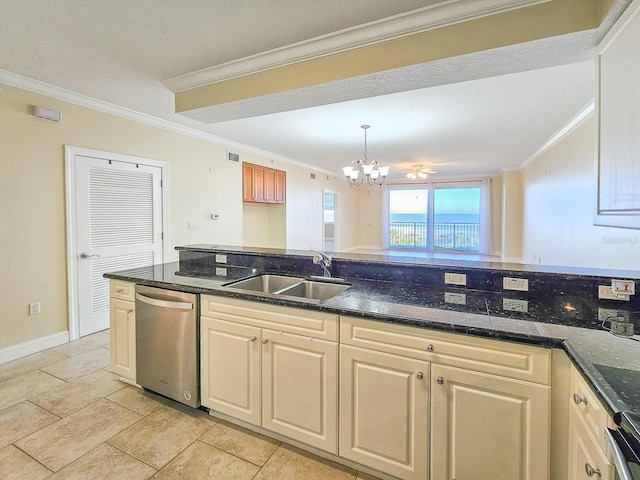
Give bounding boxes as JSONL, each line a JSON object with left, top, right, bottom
{"left": 0, "top": 331, "right": 70, "bottom": 365}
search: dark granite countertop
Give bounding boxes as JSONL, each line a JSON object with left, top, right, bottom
{"left": 105, "top": 259, "right": 640, "bottom": 422}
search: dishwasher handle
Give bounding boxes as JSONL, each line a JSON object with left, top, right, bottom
{"left": 605, "top": 428, "right": 634, "bottom": 480}
{"left": 135, "top": 293, "right": 193, "bottom": 310}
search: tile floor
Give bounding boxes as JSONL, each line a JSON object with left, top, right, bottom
{"left": 0, "top": 331, "right": 381, "bottom": 479}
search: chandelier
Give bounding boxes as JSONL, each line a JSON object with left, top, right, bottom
{"left": 342, "top": 125, "right": 389, "bottom": 186}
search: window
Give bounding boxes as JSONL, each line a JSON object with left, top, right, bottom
{"left": 386, "top": 182, "right": 488, "bottom": 253}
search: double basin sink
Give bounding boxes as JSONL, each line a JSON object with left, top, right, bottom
{"left": 224, "top": 274, "right": 350, "bottom": 301}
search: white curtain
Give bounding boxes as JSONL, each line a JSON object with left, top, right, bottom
{"left": 479, "top": 178, "right": 493, "bottom": 255}
{"left": 380, "top": 184, "right": 390, "bottom": 249}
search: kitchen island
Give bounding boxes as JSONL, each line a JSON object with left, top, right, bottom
{"left": 105, "top": 245, "right": 640, "bottom": 480}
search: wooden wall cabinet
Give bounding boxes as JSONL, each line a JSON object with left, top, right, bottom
{"left": 242, "top": 162, "right": 286, "bottom": 204}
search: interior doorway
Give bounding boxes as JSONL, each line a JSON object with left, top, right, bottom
{"left": 323, "top": 190, "right": 338, "bottom": 251}
{"left": 65, "top": 146, "right": 169, "bottom": 339}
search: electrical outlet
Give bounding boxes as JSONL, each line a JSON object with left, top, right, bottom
{"left": 29, "top": 302, "right": 41, "bottom": 315}
{"left": 612, "top": 279, "right": 636, "bottom": 295}
{"left": 187, "top": 221, "right": 199, "bottom": 230}
{"left": 503, "top": 298, "right": 528, "bottom": 312}
{"left": 598, "top": 285, "right": 630, "bottom": 301}
{"left": 503, "top": 277, "right": 529, "bottom": 291}
{"left": 611, "top": 320, "right": 634, "bottom": 336}
{"left": 444, "top": 292, "right": 466, "bottom": 305}
{"left": 215, "top": 254, "right": 227, "bottom": 264}
{"left": 444, "top": 272, "right": 466, "bottom": 286}
{"left": 598, "top": 307, "right": 630, "bottom": 322}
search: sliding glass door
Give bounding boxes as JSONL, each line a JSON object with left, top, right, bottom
{"left": 387, "top": 184, "right": 482, "bottom": 252}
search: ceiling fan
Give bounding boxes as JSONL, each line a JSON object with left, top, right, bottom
{"left": 406, "top": 165, "right": 437, "bottom": 180}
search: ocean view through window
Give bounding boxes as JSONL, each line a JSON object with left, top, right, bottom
{"left": 388, "top": 185, "right": 481, "bottom": 251}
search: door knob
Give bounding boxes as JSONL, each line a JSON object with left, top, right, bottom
{"left": 80, "top": 253, "right": 100, "bottom": 259}
{"left": 436, "top": 376, "right": 444, "bottom": 384}
{"left": 249, "top": 336, "right": 257, "bottom": 342}
{"left": 262, "top": 338, "right": 269, "bottom": 344}
{"left": 584, "top": 463, "right": 601, "bottom": 477}
{"left": 573, "top": 393, "right": 588, "bottom": 405}
{"left": 416, "top": 372, "right": 424, "bottom": 380}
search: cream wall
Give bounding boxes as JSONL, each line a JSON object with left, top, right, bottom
{"left": 0, "top": 84, "right": 356, "bottom": 352}
{"left": 501, "top": 171, "right": 524, "bottom": 261}
{"left": 522, "top": 115, "right": 640, "bottom": 269}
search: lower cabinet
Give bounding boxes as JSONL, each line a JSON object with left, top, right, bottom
{"left": 339, "top": 345, "right": 429, "bottom": 480}
{"left": 200, "top": 299, "right": 338, "bottom": 454}
{"left": 109, "top": 281, "right": 136, "bottom": 381}
{"left": 431, "top": 364, "right": 551, "bottom": 480}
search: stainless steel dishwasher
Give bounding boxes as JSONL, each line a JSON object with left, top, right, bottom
{"left": 135, "top": 285, "right": 200, "bottom": 408}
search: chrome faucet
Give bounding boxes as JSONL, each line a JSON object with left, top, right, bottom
{"left": 311, "top": 250, "right": 332, "bottom": 277}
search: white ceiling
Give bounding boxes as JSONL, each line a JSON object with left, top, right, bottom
{"left": 0, "top": 0, "right": 630, "bottom": 179}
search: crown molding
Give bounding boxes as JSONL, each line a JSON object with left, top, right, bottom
{"left": 0, "top": 69, "right": 337, "bottom": 175}
{"left": 163, "top": 0, "right": 550, "bottom": 92}
{"left": 520, "top": 99, "right": 595, "bottom": 168}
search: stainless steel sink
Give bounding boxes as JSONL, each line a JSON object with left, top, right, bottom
{"left": 277, "top": 280, "right": 350, "bottom": 300}
{"left": 224, "top": 274, "right": 350, "bottom": 300}
{"left": 224, "top": 274, "right": 302, "bottom": 293}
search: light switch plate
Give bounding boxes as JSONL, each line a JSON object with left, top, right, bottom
{"left": 503, "top": 277, "right": 529, "bottom": 291}
{"left": 215, "top": 267, "right": 227, "bottom": 276}
{"left": 215, "top": 254, "right": 227, "bottom": 264}
{"left": 444, "top": 272, "right": 466, "bottom": 286}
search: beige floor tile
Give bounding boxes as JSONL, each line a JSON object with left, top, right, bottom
{"left": 30, "top": 369, "right": 125, "bottom": 417}
{"left": 48, "top": 443, "right": 156, "bottom": 480}
{"left": 50, "top": 331, "right": 110, "bottom": 357}
{"left": 0, "top": 445, "right": 52, "bottom": 480}
{"left": 109, "top": 404, "right": 215, "bottom": 469}
{"left": 0, "top": 370, "right": 66, "bottom": 411}
{"left": 152, "top": 441, "right": 259, "bottom": 480}
{"left": 0, "top": 401, "right": 60, "bottom": 449}
{"left": 40, "top": 348, "right": 110, "bottom": 382}
{"left": 200, "top": 420, "right": 280, "bottom": 466}
{"left": 255, "top": 444, "right": 357, "bottom": 480}
{"left": 106, "top": 385, "right": 169, "bottom": 416}
{"left": 0, "top": 350, "right": 69, "bottom": 383}
{"left": 15, "top": 398, "right": 141, "bottom": 472}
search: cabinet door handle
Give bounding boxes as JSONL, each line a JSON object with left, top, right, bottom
{"left": 426, "top": 344, "right": 434, "bottom": 352}
{"left": 249, "top": 336, "right": 257, "bottom": 342}
{"left": 115, "top": 288, "right": 123, "bottom": 293}
{"left": 584, "top": 463, "right": 601, "bottom": 477}
{"left": 262, "top": 338, "right": 269, "bottom": 344}
{"left": 127, "top": 309, "right": 133, "bottom": 314}
{"left": 436, "top": 376, "right": 444, "bottom": 384}
{"left": 416, "top": 372, "right": 424, "bottom": 380}
{"left": 573, "top": 393, "right": 588, "bottom": 405}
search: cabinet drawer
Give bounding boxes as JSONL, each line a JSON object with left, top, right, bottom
{"left": 110, "top": 280, "right": 135, "bottom": 301}
{"left": 568, "top": 408, "right": 615, "bottom": 480}
{"left": 202, "top": 295, "right": 338, "bottom": 341}
{"left": 341, "top": 316, "right": 551, "bottom": 384}
{"left": 570, "top": 366, "right": 615, "bottom": 456}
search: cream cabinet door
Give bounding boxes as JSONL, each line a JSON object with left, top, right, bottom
{"left": 431, "top": 364, "right": 550, "bottom": 480}
{"left": 200, "top": 317, "right": 261, "bottom": 426}
{"left": 109, "top": 298, "right": 136, "bottom": 381}
{"left": 340, "top": 345, "right": 429, "bottom": 480}
{"left": 262, "top": 330, "right": 338, "bottom": 453}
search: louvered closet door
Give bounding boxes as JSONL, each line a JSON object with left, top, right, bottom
{"left": 76, "top": 155, "right": 162, "bottom": 336}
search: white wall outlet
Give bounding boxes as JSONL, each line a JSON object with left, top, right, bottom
{"left": 611, "top": 320, "right": 634, "bottom": 336}
{"left": 503, "top": 277, "right": 529, "bottom": 291}
{"left": 598, "top": 307, "right": 630, "bottom": 322}
{"left": 444, "top": 292, "right": 466, "bottom": 305}
{"left": 598, "top": 285, "right": 630, "bottom": 301}
{"left": 215, "top": 254, "right": 227, "bottom": 264}
{"left": 187, "top": 221, "right": 199, "bottom": 230}
{"left": 444, "top": 272, "right": 466, "bottom": 286}
{"left": 29, "top": 302, "right": 41, "bottom": 315}
{"left": 503, "top": 298, "right": 528, "bottom": 312}
{"left": 215, "top": 267, "right": 227, "bottom": 276}
{"left": 612, "top": 279, "right": 635, "bottom": 295}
